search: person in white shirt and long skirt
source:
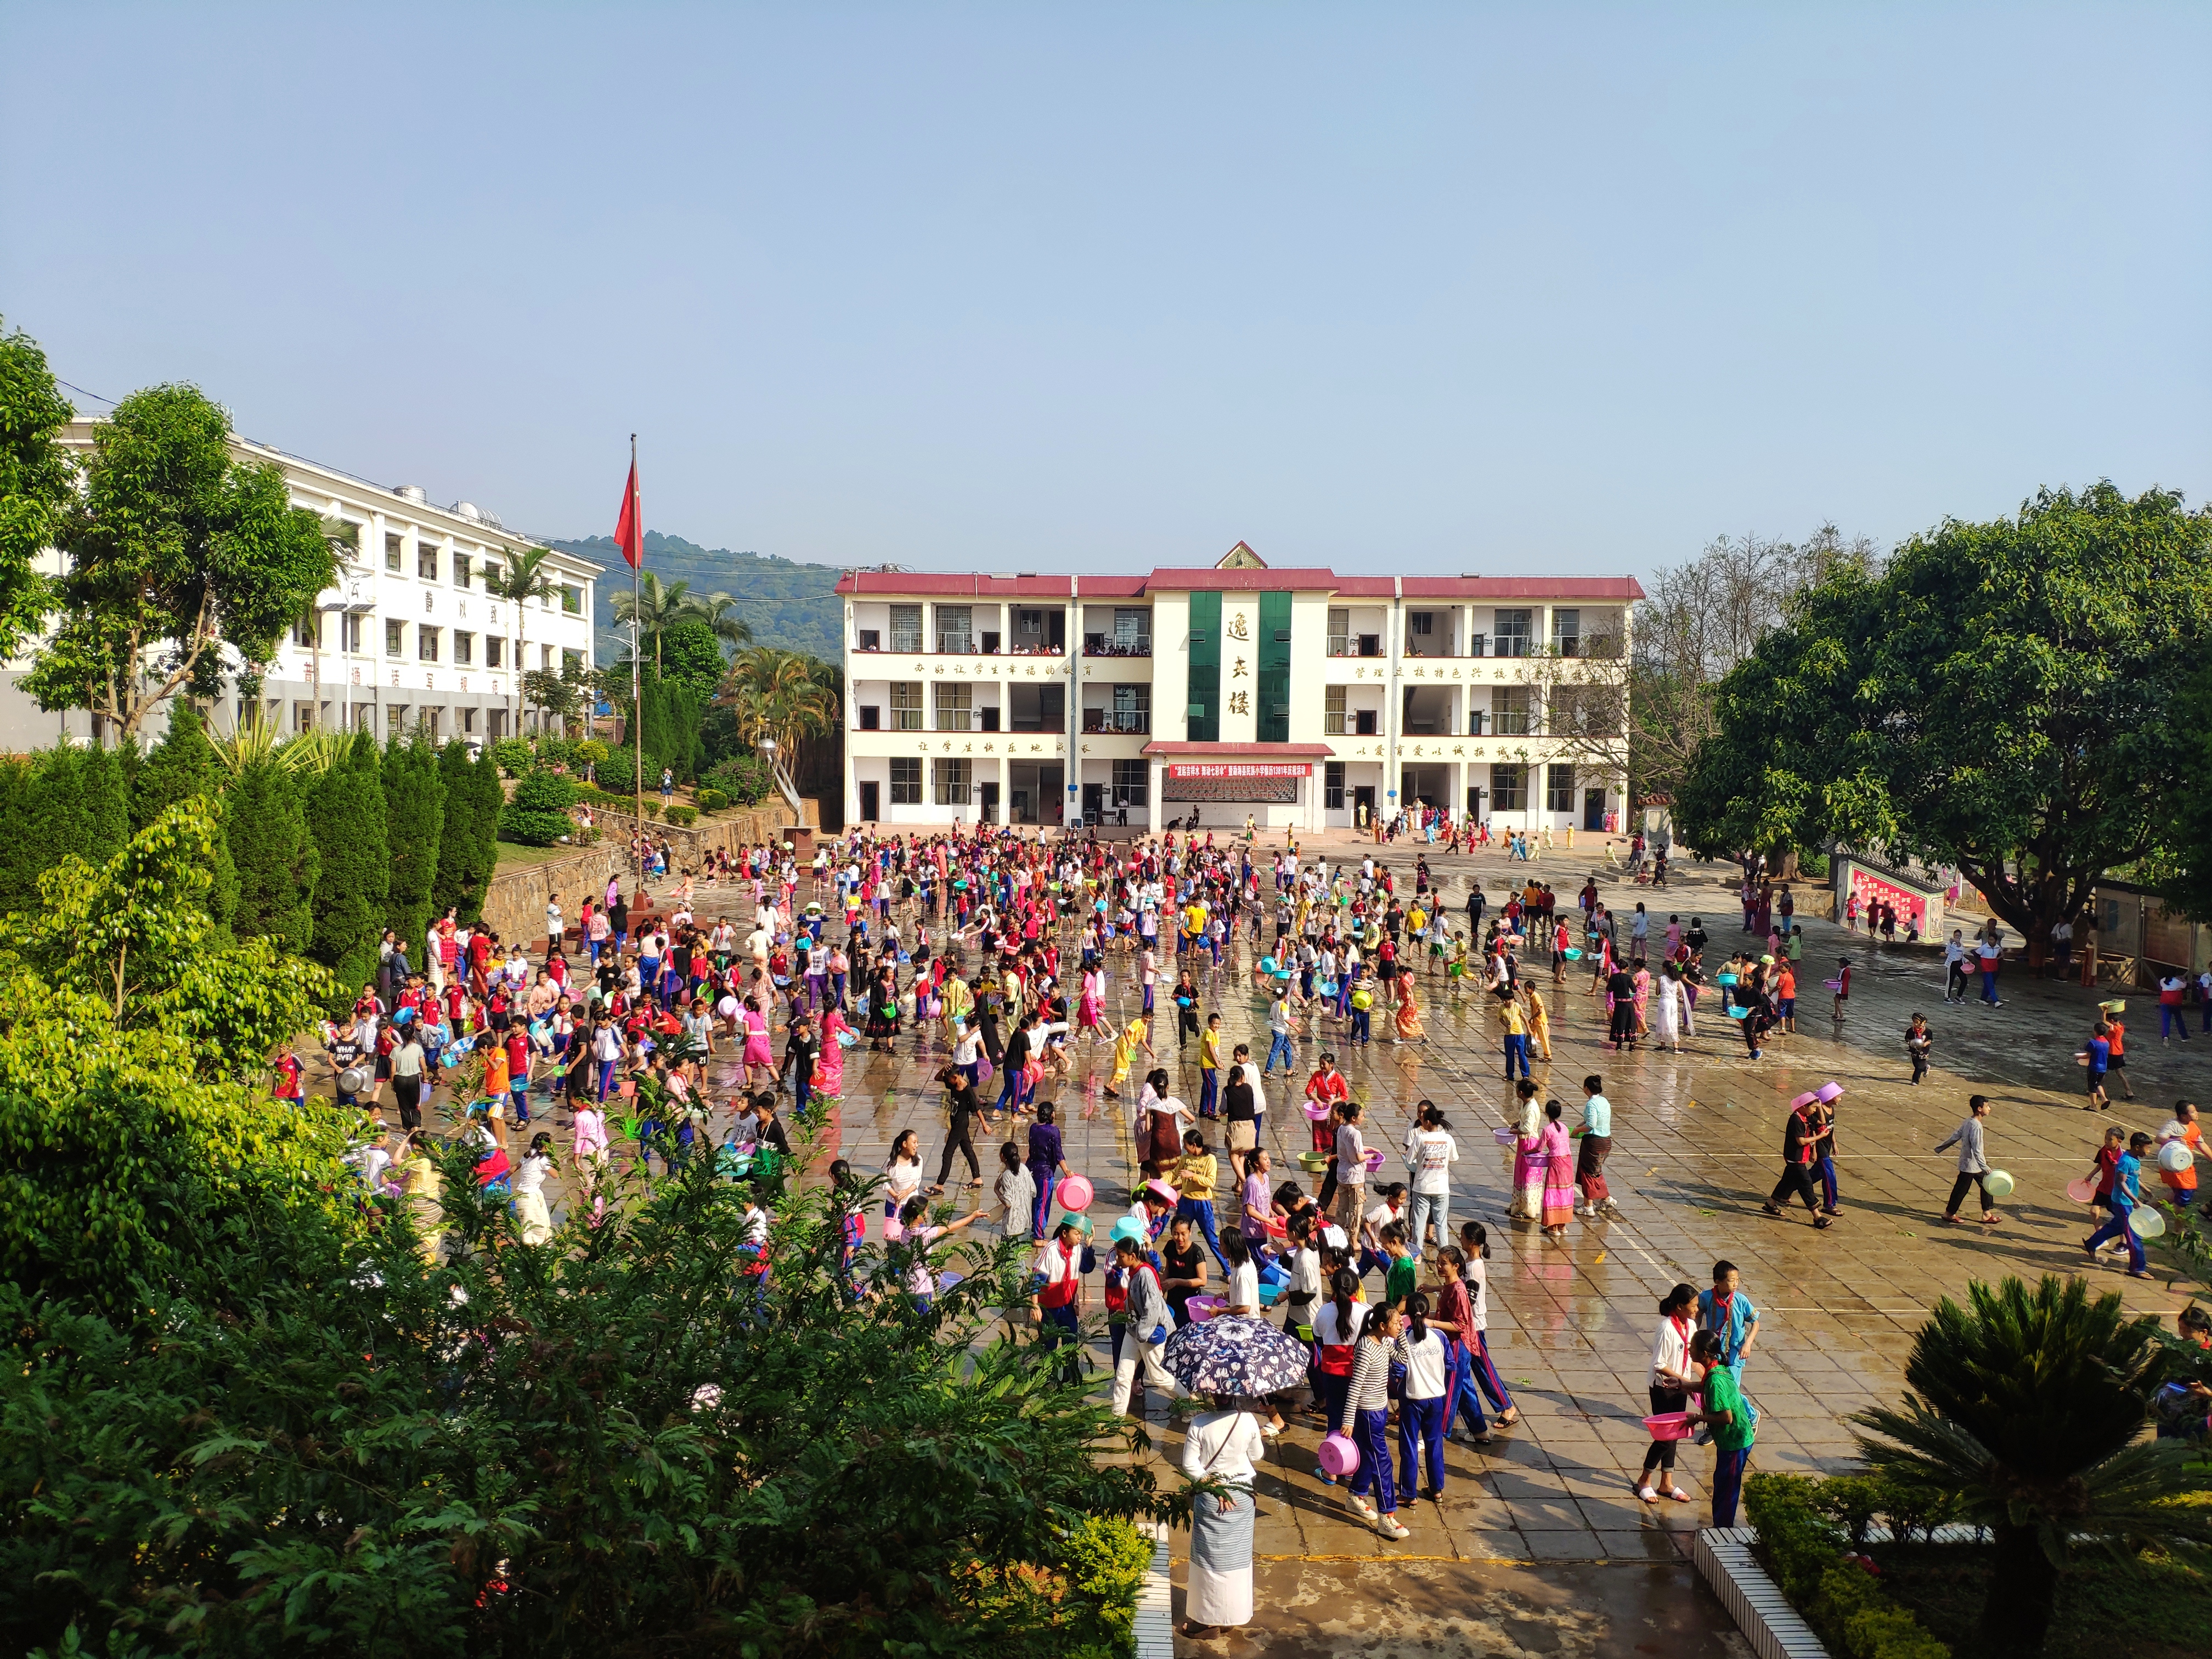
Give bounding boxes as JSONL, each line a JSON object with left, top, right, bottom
{"left": 1180, "top": 1396, "right": 1267, "bottom": 1638}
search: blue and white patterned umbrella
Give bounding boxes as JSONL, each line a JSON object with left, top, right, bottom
{"left": 1163, "top": 1313, "right": 1310, "bottom": 1395}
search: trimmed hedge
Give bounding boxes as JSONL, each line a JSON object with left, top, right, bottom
{"left": 1746, "top": 1474, "right": 1951, "bottom": 1659}
{"left": 695, "top": 787, "right": 729, "bottom": 812}
{"left": 664, "top": 805, "right": 698, "bottom": 827}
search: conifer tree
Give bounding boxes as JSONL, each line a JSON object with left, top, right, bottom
{"left": 431, "top": 739, "right": 498, "bottom": 922}
{"left": 132, "top": 707, "right": 239, "bottom": 926}
{"left": 382, "top": 729, "right": 446, "bottom": 948}
{"left": 227, "top": 759, "right": 318, "bottom": 952}
{"left": 307, "top": 730, "right": 387, "bottom": 1003}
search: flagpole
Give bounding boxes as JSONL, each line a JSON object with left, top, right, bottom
{"left": 630, "top": 432, "right": 645, "bottom": 888}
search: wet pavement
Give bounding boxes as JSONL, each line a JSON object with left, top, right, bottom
{"left": 395, "top": 832, "right": 2207, "bottom": 1657}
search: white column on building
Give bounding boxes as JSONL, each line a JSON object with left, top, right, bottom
{"left": 1384, "top": 577, "right": 1403, "bottom": 826}
{"left": 1148, "top": 758, "right": 1163, "bottom": 836}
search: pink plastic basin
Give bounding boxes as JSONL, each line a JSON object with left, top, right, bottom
{"left": 1186, "top": 1295, "right": 1226, "bottom": 1323}
{"left": 1317, "top": 1431, "right": 1362, "bottom": 1479}
{"left": 1643, "top": 1412, "right": 1694, "bottom": 1442}
{"left": 2066, "top": 1176, "right": 2097, "bottom": 1204}
{"left": 1058, "top": 1174, "right": 1094, "bottom": 1211}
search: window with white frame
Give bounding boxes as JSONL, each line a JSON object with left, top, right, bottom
{"left": 934, "top": 681, "right": 972, "bottom": 731}
{"left": 889, "top": 757, "right": 922, "bottom": 804}
{"left": 1112, "top": 758, "right": 1149, "bottom": 805}
{"left": 890, "top": 682, "right": 923, "bottom": 730}
{"left": 1545, "top": 762, "right": 1576, "bottom": 812}
{"left": 889, "top": 605, "right": 924, "bottom": 653}
{"left": 1489, "top": 763, "right": 1525, "bottom": 811}
{"left": 1324, "top": 685, "right": 1346, "bottom": 735}
{"left": 933, "top": 758, "right": 971, "bottom": 805}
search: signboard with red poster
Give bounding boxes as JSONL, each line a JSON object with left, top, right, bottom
{"left": 1840, "top": 860, "right": 1944, "bottom": 935}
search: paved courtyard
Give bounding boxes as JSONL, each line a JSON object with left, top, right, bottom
{"left": 473, "top": 832, "right": 2208, "bottom": 1657}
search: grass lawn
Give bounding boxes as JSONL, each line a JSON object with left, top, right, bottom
{"left": 494, "top": 839, "right": 595, "bottom": 874}
{"left": 1869, "top": 1541, "right": 2212, "bottom": 1659}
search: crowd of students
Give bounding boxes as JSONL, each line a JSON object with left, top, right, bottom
{"left": 306, "top": 817, "right": 2207, "bottom": 1645}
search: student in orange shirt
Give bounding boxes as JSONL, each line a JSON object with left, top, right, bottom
{"left": 2103, "top": 1008, "right": 2135, "bottom": 1099}
{"left": 1774, "top": 962, "right": 1798, "bottom": 1035}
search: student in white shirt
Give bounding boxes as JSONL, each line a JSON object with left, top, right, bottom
{"left": 1395, "top": 1291, "right": 1453, "bottom": 1499}
{"left": 1404, "top": 1102, "right": 1459, "bottom": 1252}
{"left": 512, "top": 1132, "right": 557, "bottom": 1245}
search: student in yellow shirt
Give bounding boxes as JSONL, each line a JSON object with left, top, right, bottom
{"left": 1522, "top": 984, "right": 1554, "bottom": 1060}
{"left": 1174, "top": 1126, "right": 1230, "bottom": 1272}
{"left": 1105, "top": 1012, "right": 1154, "bottom": 1098}
{"left": 1198, "top": 1013, "right": 1223, "bottom": 1119}
{"left": 1498, "top": 989, "right": 1532, "bottom": 1081}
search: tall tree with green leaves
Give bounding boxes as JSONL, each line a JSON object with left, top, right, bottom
{"left": 306, "top": 731, "right": 387, "bottom": 1002}
{"left": 20, "top": 383, "right": 345, "bottom": 743}
{"left": 1678, "top": 483, "right": 2212, "bottom": 950}
{"left": 0, "top": 316, "right": 70, "bottom": 660}
{"left": 686, "top": 589, "right": 755, "bottom": 651}
{"left": 225, "top": 759, "right": 318, "bottom": 953}
{"left": 382, "top": 730, "right": 446, "bottom": 949}
{"left": 611, "top": 571, "right": 695, "bottom": 673}
{"left": 652, "top": 616, "right": 728, "bottom": 702}
{"left": 483, "top": 545, "right": 556, "bottom": 739}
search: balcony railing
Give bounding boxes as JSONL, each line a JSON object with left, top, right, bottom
{"left": 1081, "top": 710, "right": 1152, "bottom": 734}
{"left": 1326, "top": 635, "right": 1384, "bottom": 658}
{"left": 1082, "top": 635, "right": 1153, "bottom": 657}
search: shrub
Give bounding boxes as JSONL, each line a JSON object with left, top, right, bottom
{"left": 1748, "top": 1474, "right": 1952, "bottom": 1659}
{"left": 573, "top": 737, "right": 610, "bottom": 765}
{"left": 0, "top": 1128, "right": 1177, "bottom": 1656}
{"left": 695, "top": 787, "right": 729, "bottom": 813}
{"left": 490, "top": 737, "right": 532, "bottom": 777}
{"left": 704, "top": 753, "right": 773, "bottom": 805}
{"left": 499, "top": 766, "right": 578, "bottom": 847}
{"left": 1800, "top": 851, "right": 1831, "bottom": 879}
{"left": 641, "top": 799, "right": 663, "bottom": 821}
{"left": 664, "top": 805, "right": 698, "bottom": 827}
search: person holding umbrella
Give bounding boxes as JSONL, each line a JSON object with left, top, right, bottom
{"left": 1158, "top": 1296, "right": 1315, "bottom": 1634}
{"left": 1178, "top": 1393, "right": 1266, "bottom": 1641}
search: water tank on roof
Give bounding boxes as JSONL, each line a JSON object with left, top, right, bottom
{"left": 395, "top": 484, "right": 426, "bottom": 504}
{"left": 455, "top": 501, "right": 483, "bottom": 523}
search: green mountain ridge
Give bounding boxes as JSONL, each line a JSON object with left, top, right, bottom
{"left": 546, "top": 531, "right": 845, "bottom": 663}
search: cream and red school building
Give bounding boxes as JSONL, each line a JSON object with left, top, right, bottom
{"left": 836, "top": 544, "right": 1639, "bottom": 836}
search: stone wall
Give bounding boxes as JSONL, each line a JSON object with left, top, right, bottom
{"left": 478, "top": 797, "right": 820, "bottom": 945}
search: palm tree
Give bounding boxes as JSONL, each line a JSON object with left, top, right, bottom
{"left": 684, "top": 590, "right": 755, "bottom": 652}
{"left": 610, "top": 572, "right": 695, "bottom": 674}
{"left": 1851, "top": 1274, "right": 2212, "bottom": 1655}
{"left": 484, "top": 547, "right": 556, "bottom": 740}
{"left": 716, "top": 646, "right": 838, "bottom": 816}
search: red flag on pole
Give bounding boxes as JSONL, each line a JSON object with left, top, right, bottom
{"left": 613, "top": 452, "right": 643, "bottom": 569}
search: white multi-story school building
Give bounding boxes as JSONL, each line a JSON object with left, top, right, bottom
{"left": 837, "top": 543, "right": 1640, "bottom": 836}
{"left": 0, "top": 417, "right": 602, "bottom": 749}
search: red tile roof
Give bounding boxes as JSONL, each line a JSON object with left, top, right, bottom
{"left": 834, "top": 569, "right": 1644, "bottom": 600}
{"left": 1139, "top": 741, "right": 1336, "bottom": 757}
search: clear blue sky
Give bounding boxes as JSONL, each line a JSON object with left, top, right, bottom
{"left": 4, "top": 4, "right": 2207, "bottom": 583}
